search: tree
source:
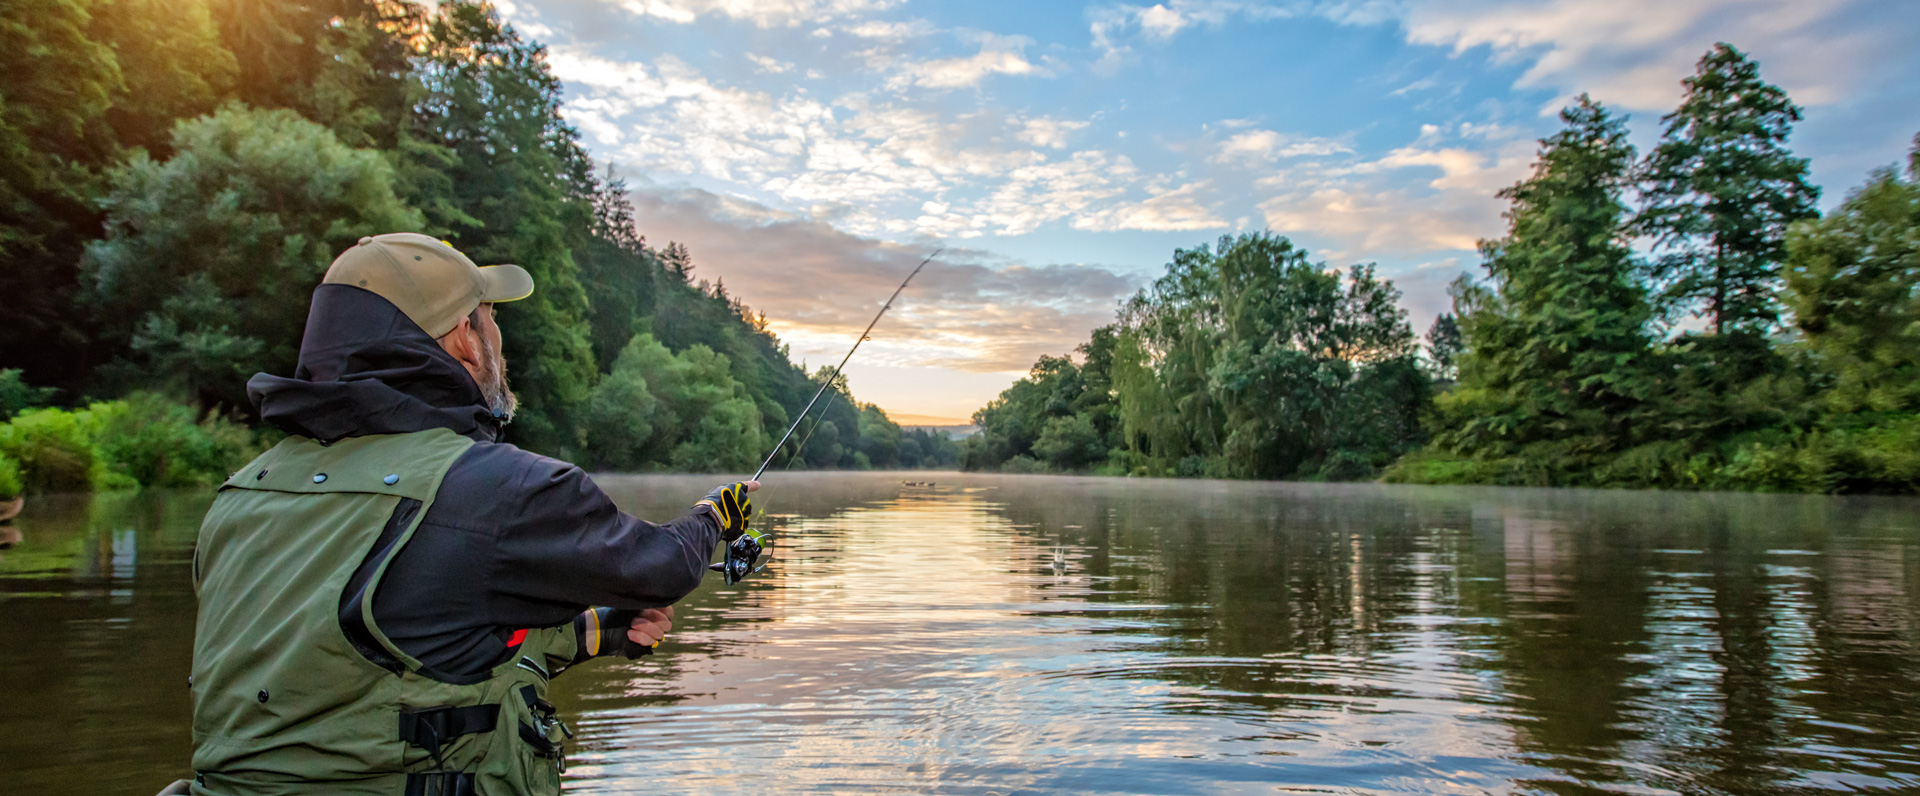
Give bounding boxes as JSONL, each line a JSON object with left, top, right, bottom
{"left": 1118, "top": 232, "right": 1426, "bottom": 479}
{"left": 1783, "top": 139, "right": 1920, "bottom": 413}
{"left": 1436, "top": 96, "right": 1657, "bottom": 473}
{"left": 1, "top": 0, "right": 130, "bottom": 389}
{"left": 409, "top": 1, "right": 599, "bottom": 452}
{"left": 580, "top": 334, "right": 770, "bottom": 472}
{"left": 1637, "top": 43, "right": 1819, "bottom": 336}
{"left": 82, "top": 105, "right": 423, "bottom": 410}
{"left": 1425, "top": 313, "right": 1462, "bottom": 383}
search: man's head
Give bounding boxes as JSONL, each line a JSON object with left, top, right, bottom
{"left": 437, "top": 303, "right": 517, "bottom": 420}
{"left": 321, "top": 233, "right": 533, "bottom": 417}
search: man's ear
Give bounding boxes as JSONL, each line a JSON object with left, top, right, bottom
{"left": 439, "top": 315, "right": 484, "bottom": 377}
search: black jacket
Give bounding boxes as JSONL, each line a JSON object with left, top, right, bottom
{"left": 248, "top": 284, "right": 720, "bottom": 676}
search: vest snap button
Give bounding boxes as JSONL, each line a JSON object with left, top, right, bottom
{"left": 312, "top": 474, "right": 327, "bottom": 484}
{"left": 258, "top": 689, "right": 269, "bottom": 703}
{"left": 383, "top": 474, "right": 400, "bottom": 485}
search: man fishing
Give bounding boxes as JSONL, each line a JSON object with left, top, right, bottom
{"left": 174, "top": 233, "right": 757, "bottom": 796}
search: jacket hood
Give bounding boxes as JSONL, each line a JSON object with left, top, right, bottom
{"left": 248, "top": 284, "right": 503, "bottom": 444}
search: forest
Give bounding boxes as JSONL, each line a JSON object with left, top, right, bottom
{"left": 0, "top": 0, "right": 957, "bottom": 499}
{"left": 964, "top": 44, "right": 1920, "bottom": 494}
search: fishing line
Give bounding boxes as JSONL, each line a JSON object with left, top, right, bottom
{"left": 783, "top": 389, "right": 839, "bottom": 472}
{"left": 751, "top": 247, "right": 940, "bottom": 481}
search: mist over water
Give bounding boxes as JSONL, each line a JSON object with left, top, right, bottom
{"left": 5, "top": 474, "right": 1920, "bottom": 794}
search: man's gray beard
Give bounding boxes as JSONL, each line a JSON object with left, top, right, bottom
{"left": 476, "top": 332, "right": 518, "bottom": 421}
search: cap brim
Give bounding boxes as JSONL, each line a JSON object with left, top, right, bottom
{"left": 478, "top": 264, "right": 535, "bottom": 303}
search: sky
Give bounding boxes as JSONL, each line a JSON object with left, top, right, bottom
{"left": 494, "top": 0, "right": 1920, "bottom": 425}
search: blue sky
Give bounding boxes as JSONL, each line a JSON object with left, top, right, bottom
{"left": 495, "top": 0, "right": 1920, "bottom": 423}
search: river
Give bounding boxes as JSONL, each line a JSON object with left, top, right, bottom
{"left": 3, "top": 473, "right": 1918, "bottom": 794}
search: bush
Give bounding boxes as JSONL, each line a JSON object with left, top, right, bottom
{"left": 1382, "top": 449, "right": 1500, "bottom": 485}
{"left": 0, "top": 406, "right": 114, "bottom": 493}
{"left": 0, "top": 394, "right": 257, "bottom": 494}
{"left": 0, "top": 454, "right": 21, "bottom": 500}
{"left": 92, "top": 393, "right": 259, "bottom": 488}
{"left": 999, "top": 455, "right": 1046, "bottom": 474}
{"left": 0, "top": 370, "right": 58, "bottom": 422}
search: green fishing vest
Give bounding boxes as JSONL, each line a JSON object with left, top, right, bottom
{"left": 190, "top": 428, "right": 578, "bottom": 796}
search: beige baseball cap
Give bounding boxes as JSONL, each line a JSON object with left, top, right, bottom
{"left": 323, "top": 233, "right": 535, "bottom": 338}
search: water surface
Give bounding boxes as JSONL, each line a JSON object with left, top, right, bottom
{"left": 4, "top": 474, "right": 1919, "bottom": 794}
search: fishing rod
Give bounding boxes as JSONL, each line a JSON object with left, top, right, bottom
{"left": 708, "top": 247, "right": 942, "bottom": 584}
{"left": 752, "top": 247, "right": 940, "bottom": 481}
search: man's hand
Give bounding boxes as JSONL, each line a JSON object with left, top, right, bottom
{"left": 625, "top": 606, "right": 674, "bottom": 649}
{"left": 575, "top": 606, "right": 676, "bottom": 660}
{"left": 695, "top": 481, "right": 759, "bottom": 539}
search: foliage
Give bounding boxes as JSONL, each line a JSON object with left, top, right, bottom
{"left": 1424, "top": 313, "right": 1461, "bottom": 383}
{"left": 0, "top": 405, "right": 115, "bottom": 493}
{"left": 1782, "top": 147, "right": 1920, "bottom": 414}
{"left": 0, "top": 370, "right": 59, "bottom": 422}
{"left": 83, "top": 105, "right": 422, "bottom": 409}
{"left": 583, "top": 334, "right": 769, "bottom": 473}
{"left": 1636, "top": 43, "right": 1818, "bottom": 336}
{"left": 0, "top": 453, "right": 20, "bottom": 501}
{"left": 90, "top": 393, "right": 262, "bottom": 488}
{"left": 0, "top": 0, "right": 234, "bottom": 391}
{"left": 1429, "top": 96, "right": 1659, "bottom": 481}
{"left": 969, "top": 233, "right": 1429, "bottom": 481}
{"left": 0, "top": 395, "right": 256, "bottom": 494}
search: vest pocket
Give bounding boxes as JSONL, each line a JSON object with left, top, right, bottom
{"left": 469, "top": 678, "right": 565, "bottom": 796}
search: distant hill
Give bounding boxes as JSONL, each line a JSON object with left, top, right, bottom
{"left": 903, "top": 424, "right": 980, "bottom": 440}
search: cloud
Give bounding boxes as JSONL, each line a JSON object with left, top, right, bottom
{"left": 1074, "top": 180, "right": 1227, "bottom": 232}
{"left": 1253, "top": 132, "right": 1534, "bottom": 258}
{"left": 1211, "top": 129, "right": 1354, "bottom": 163}
{"left": 838, "top": 19, "right": 937, "bottom": 40}
{"left": 548, "top": 42, "right": 1199, "bottom": 239}
{"left": 1088, "top": 0, "right": 1300, "bottom": 70}
{"left": 1341, "top": 0, "right": 1914, "bottom": 112}
{"left": 746, "top": 53, "right": 795, "bottom": 73}
{"left": 599, "top": 0, "right": 901, "bottom": 28}
{"left": 622, "top": 185, "right": 1140, "bottom": 372}
{"left": 885, "top": 35, "right": 1046, "bottom": 90}
{"left": 1014, "top": 116, "right": 1091, "bottom": 150}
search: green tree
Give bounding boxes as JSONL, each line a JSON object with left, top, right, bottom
{"left": 1119, "top": 232, "right": 1425, "bottom": 479}
{"left": 409, "top": 1, "right": 599, "bottom": 452}
{"left": 581, "top": 334, "right": 770, "bottom": 472}
{"left": 1783, "top": 139, "right": 1920, "bottom": 413}
{"left": 1425, "top": 313, "right": 1462, "bottom": 383}
{"left": 1637, "top": 43, "right": 1819, "bottom": 336}
{"left": 82, "top": 105, "right": 423, "bottom": 410}
{"left": 210, "top": 0, "right": 420, "bottom": 148}
{"left": 1434, "top": 96, "right": 1657, "bottom": 478}
{"left": 857, "top": 403, "right": 903, "bottom": 468}
{"left": 1, "top": 0, "right": 126, "bottom": 389}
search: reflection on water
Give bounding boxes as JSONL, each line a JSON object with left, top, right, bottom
{"left": 5, "top": 475, "right": 1920, "bottom": 794}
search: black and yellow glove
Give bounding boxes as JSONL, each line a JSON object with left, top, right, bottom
{"left": 695, "top": 482, "right": 754, "bottom": 540}
{"left": 572, "top": 607, "right": 654, "bottom": 661}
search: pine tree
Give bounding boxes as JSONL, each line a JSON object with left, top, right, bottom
{"left": 1438, "top": 96, "right": 1656, "bottom": 469}
{"left": 1637, "top": 43, "right": 1819, "bottom": 336}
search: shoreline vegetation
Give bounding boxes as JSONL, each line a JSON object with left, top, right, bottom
{"left": 962, "top": 46, "right": 1920, "bottom": 495}
{"left": 0, "top": 1, "right": 958, "bottom": 502}
{"left": 4, "top": 7, "right": 1915, "bottom": 498}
